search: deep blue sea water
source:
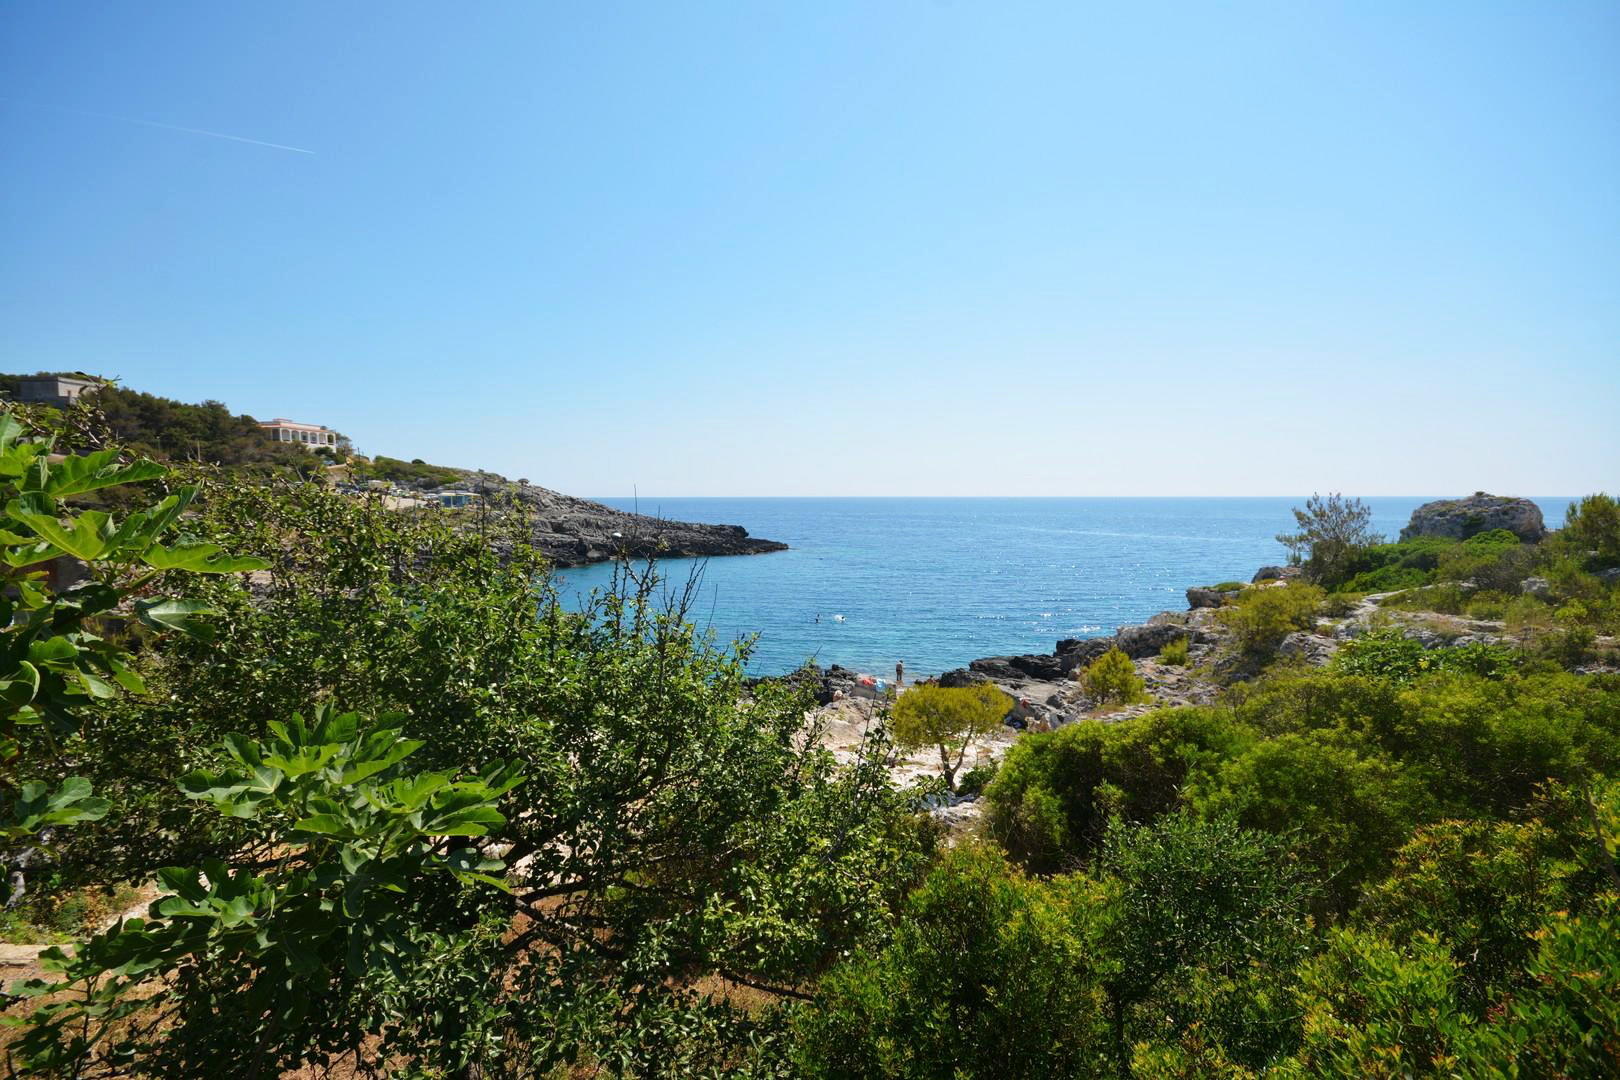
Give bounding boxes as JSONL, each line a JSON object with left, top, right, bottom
{"left": 553, "top": 498, "right": 1575, "bottom": 678}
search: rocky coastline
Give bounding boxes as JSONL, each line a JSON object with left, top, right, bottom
{"left": 794, "top": 493, "right": 1604, "bottom": 734}
{"left": 438, "top": 470, "right": 788, "bottom": 567}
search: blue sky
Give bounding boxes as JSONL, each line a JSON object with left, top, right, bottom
{"left": 3, "top": 2, "right": 1616, "bottom": 496}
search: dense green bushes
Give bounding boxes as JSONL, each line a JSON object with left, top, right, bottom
{"left": 794, "top": 816, "right": 1312, "bottom": 1079}
{"left": 355, "top": 454, "right": 466, "bottom": 489}
{"left": 986, "top": 708, "right": 1254, "bottom": 871}
{"left": 792, "top": 844, "right": 1102, "bottom": 1079}
{"left": 0, "top": 408, "right": 938, "bottom": 1076}
{"left": 0, "top": 376, "right": 316, "bottom": 470}
{"left": 1189, "top": 731, "right": 1435, "bottom": 915}
{"left": 1218, "top": 582, "right": 1324, "bottom": 657}
{"left": 4, "top": 423, "right": 1617, "bottom": 1076}
{"left": 838, "top": 664, "right": 1620, "bottom": 1076}
{"left": 1333, "top": 629, "right": 1517, "bottom": 683}
{"left": 1559, "top": 493, "right": 1620, "bottom": 569}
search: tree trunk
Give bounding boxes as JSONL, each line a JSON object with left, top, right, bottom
{"left": 1109, "top": 989, "right": 1132, "bottom": 1079}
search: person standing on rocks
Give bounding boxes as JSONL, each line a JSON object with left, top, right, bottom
{"left": 895, "top": 661, "right": 904, "bottom": 687}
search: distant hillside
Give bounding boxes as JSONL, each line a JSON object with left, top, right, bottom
{"left": 0, "top": 374, "right": 788, "bottom": 563}
{"left": 0, "top": 374, "right": 313, "bottom": 468}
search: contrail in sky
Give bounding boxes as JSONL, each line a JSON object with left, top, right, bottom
{"left": 2, "top": 99, "right": 315, "bottom": 154}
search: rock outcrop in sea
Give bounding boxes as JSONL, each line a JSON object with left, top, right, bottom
{"left": 1400, "top": 493, "right": 1545, "bottom": 543}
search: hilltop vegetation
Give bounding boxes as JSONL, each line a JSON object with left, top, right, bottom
{"left": 0, "top": 408, "right": 1615, "bottom": 1077}
{"left": 0, "top": 374, "right": 319, "bottom": 470}
{"left": 0, "top": 376, "right": 468, "bottom": 490}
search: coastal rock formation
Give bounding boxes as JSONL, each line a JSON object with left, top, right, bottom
{"left": 1520, "top": 576, "right": 1553, "bottom": 600}
{"left": 1399, "top": 494, "right": 1545, "bottom": 544}
{"left": 937, "top": 668, "right": 991, "bottom": 689}
{"left": 1186, "top": 587, "right": 1230, "bottom": 609}
{"left": 1277, "top": 631, "right": 1338, "bottom": 666}
{"left": 434, "top": 471, "right": 787, "bottom": 567}
{"left": 1114, "top": 622, "right": 1196, "bottom": 658}
{"left": 1251, "top": 565, "right": 1301, "bottom": 583}
{"left": 969, "top": 654, "right": 1068, "bottom": 682}
{"left": 1053, "top": 638, "right": 1115, "bottom": 672}
{"left": 1043, "top": 620, "right": 1212, "bottom": 676}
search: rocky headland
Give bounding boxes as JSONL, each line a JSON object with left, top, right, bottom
{"left": 424, "top": 470, "right": 788, "bottom": 567}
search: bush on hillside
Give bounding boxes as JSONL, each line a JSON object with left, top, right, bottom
{"left": 1189, "top": 730, "right": 1437, "bottom": 915}
{"left": 1558, "top": 493, "right": 1620, "bottom": 569}
{"left": 1356, "top": 816, "right": 1579, "bottom": 1013}
{"left": 1081, "top": 647, "right": 1149, "bottom": 706}
{"left": 0, "top": 376, "right": 319, "bottom": 470}
{"left": 1339, "top": 564, "right": 1431, "bottom": 593}
{"left": 1335, "top": 535, "right": 1454, "bottom": 593}
{"left": 1333, "top": 630, "right": 1517, "bottom": 683}
{"left": 1219, "top": 582, "right": 1325, "bottom": 658}
{"left": 986, "top": 707, "right": 1253, "bottom": 870}
{"left": 790, "top": 844, "right": 1100, "bottom": 1079}
{"left": 1158, "top": 637, "right": 1191, "bottom": 666}
{"left": 357, "top": 455, "right": 466, "bottom": 489}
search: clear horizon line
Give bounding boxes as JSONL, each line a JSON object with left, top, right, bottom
{"left": 582, "top": 493, "right": 1580, "bottom": 500}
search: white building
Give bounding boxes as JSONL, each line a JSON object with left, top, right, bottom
{"left": 259, "top": 418, "right": 343, "bottom": 450}
{"left": 17, "top": 375, "right": 100, "bottom": 407}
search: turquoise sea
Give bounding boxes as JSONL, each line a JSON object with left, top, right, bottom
{"left": 554, "top": 498, "right": 1575, "bottom": 678}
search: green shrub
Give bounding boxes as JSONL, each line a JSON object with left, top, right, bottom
{"left": 1372, "top": 672, "right": 1620, "bottom": 815}
{"left": 1336, "top": 535, "right": 1456, "bottom": 593}
{"left": 1281, "top": 927, "right": 1475, "bottom": 1077}
{"left": 1435, "top": 529, "right": 1534, "bottom": 590}
{"left": 1212, "top": 581, "right": 1245, "bottom": 592}
{"left": 790, "top": 844, "right": 1101, "bottom": 1079}
{"left": 986, "top": 707, "right": 1254, "bottom": 870}
{"left": 1557, "top": 492, "right": 1620, "bottom": 570}
{"left": 1357, "top": 818, "right": 1576, "bottom": 1013}
{"left": 1081, "top": 647, "right": 1149, "bottom": 705}
{"left": 1339, "top": 564, "right": 1431, "bottom": 594}
{"left": 1231, "top": 671, "right": 1404, "bottom": 739}
{"left": 1158, "top": 637, "right": 1191, "bottom": 666}
{"left": 1219, "top": 583, "right": 1325, "bottom": 658}
{"left": 1380, "top": 581, "right": 1468, "bottom": 615}
{"left": 1333, "top": 630, "right": 1517, "bottom": 684}
{"left": 1481, "top": 893, "right": 1620, "bottom": 1078}
{"left": 1462, "top": 528, "right": 1522, "bottom": 549}
{"left": 1464, "top": 591, "right": 1509, "bottom": 620}
{"left": 1319, "top": 591, "right": 1364, "bottom": 618}
{"left": 1190, "top": 731, "right": 1436, "bottom": 916}
{"left": 1535, "top": 626, "right": 1596, "bottom": 668}
{"left": 956, "top": 761, "right": 999, "bottom": 797}
{"left": 1094, "top": 813, "right": 1312, "bottom": 1071}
